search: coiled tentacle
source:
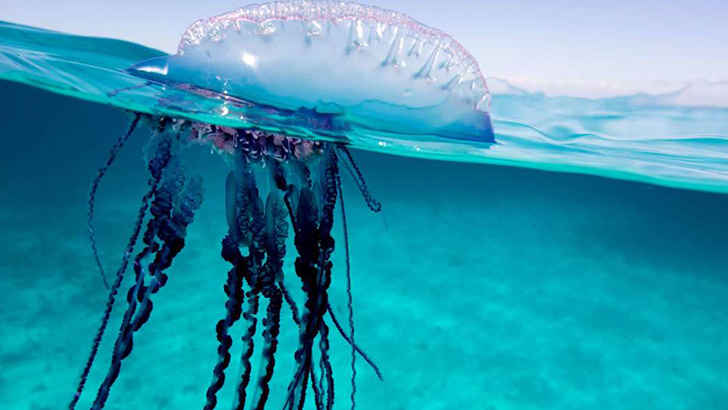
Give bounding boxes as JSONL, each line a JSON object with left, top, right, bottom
{"left": 204, "top": 260, "right": 245, "bottom": 410}
{"left": 279, "top": 280, "right": 301, "bottom": 326}
{"left": 233, "top": 293, "right": 259, "bottom": 410}
{"left": 336, "top": 146, "right": 381, "bottom": 213}
{"left": 319, "top": 321, "right": 335, "bottom": 410}
{"left": 310, "top": 362, "right": 324, "bottom": 410}
{"left": 205, "top": 166, "right": 253, "bottom": 410}
{"left": 337, "top": 173, "right": 357, "bottom": 410}
{"left": 251, "top": 288, "right": 282, "bottom": 410}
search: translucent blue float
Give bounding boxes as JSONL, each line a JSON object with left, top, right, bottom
{"left": 129, "top": 1, "right": 495, "bottom": 143}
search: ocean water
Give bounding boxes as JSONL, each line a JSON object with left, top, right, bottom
{"left": 1, "top": 20, "right": 728, "bottom": 410}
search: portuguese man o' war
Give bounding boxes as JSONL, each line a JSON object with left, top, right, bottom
{"left": 70, "top": 2, "right": 494, "bottom": 410}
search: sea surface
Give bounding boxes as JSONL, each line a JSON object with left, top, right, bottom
{"left": 1, "top": 21, "right": 727, "bottom": 410}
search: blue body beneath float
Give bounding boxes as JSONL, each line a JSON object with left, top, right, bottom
{"left": 128, "top": 12, "right": 494, "bottom": 143}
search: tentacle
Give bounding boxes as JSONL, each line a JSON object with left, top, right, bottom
{"left": 251, "top": 288, "right": 282, "bottom": 410}
{"left": 282, "top": 338, "right": 312, "bottom": 410}
{"left": 282, "top": 183, "right": 299, "bottom": 233}
{"left": 319, "top": 149, "right": 339, "bottom": 237}
{"left": 336, "top": 172, "right": 358, "bottom": 409}
{"left": 335, "top": 146, "right": 381, "bottom": 213}
{"left": 203, "top": 243, "right": 246, "bottom": 410}
{"left": 319, "top": 321, "right": 335, "bottom": 410}
{"left": 90, "top": 126, "right": 176, "bottom": 410}
{"left": 326, "top": 306, "right": 383, "bottom": 381}
{"left": 88, "top": 113, "right": 141, "bottom": 290}
{"left": 279, "top": 279, "right": 301, "bottom": 325}
{"left": 309, "top": 360, "right": 324, "bottom": 410}
{"left": 233, "top": 293, "right": 259, "bottom": 410}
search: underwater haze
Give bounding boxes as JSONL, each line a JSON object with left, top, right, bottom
{"left": 1, "top": 10, "right": 728, "bottom": 410}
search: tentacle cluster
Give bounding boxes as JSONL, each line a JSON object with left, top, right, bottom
{"left": 205, "top": 152, "right": 292, "bottom": 410}
{"left": 74, "top": 116, "right": 384, "bottom": 410}
{"left": 92, "top": 121, "right": 205, "bottom": 409}
{"left": 71, "top": 118, "right": 205, "bottom": 409}
{"left": 282, "top": 147, "right": 340, "bottom": 410}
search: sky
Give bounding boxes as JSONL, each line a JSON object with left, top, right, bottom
{"left": 2, "top": 0, "right": 727, "bottom": 98}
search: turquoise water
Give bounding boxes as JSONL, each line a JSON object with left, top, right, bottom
{"left": 1, "top": 21, "right": 727, "bottom": 410}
